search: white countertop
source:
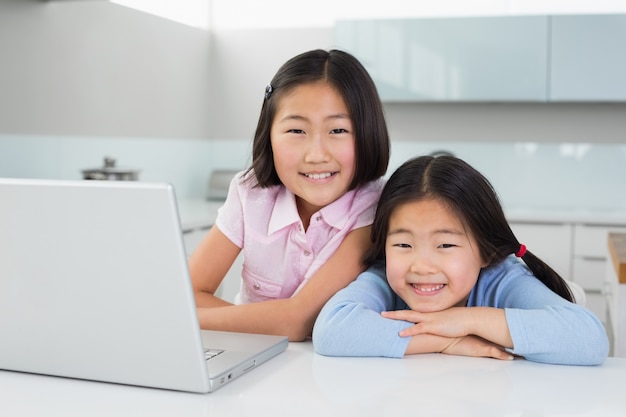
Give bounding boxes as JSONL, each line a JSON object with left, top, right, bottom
{"left": 1, "top": 341, "right": 625, "bottom": 417}
{"left": 177, "top": 198, "right": 224, "bottom": 231}
{"left": 505, "top": 206, "right": 626, "bottom": 225}
{"left": 176, "top": 198, "right": 626, "bottom": 230}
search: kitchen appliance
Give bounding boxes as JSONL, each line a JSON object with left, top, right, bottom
{"left": 82, "top": 157, "right": 140, "bottom": 181}
{"left": 207, "top": 169, "right": 239, "bottom": 200}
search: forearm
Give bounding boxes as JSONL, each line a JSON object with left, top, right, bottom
{"left": 313, "top": 303, "right": 411, "bottom": 358}
{"left": 464, "top": 307, "right": 513, "bottom": 349}
{"left": 505, "top": 306, "right": 609, "bottom": 365}
{"left": 405, "top": 334, "right": 458, "bottom": 355}
{"left": 198, "top": 297, "right": 313, "bottom": 341}
{"left": 194, "top": 291, "right": 233, "bottom": 308}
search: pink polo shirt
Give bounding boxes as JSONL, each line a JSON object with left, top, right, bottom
{"left": 215, "top": 171, "right": 385, "bottom": 304}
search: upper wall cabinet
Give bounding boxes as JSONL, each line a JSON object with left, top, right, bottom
{"left": 550, "top": 15, "right": 626, "bottom": 102}
{"left": 335, "top": 16, "right": 549, "bottom": 102}
{"left": 335, "top": 15, "right": 626, "bottom": 102}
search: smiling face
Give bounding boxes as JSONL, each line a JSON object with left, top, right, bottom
{"left": 385, "top": 198, "right": 487, "bottom": 312}
{"left": 270, "top": 81, "right": 356, "bottom": 222}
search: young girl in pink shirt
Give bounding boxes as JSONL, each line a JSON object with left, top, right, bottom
{"left": 189, "top": 49, "right": 390, "bottom": 341}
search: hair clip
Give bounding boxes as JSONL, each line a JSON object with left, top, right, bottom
{"left": 264, "top": 84, "right": 273, "bottom": 100}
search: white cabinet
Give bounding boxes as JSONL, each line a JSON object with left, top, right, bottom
{"left": 335, "top": 16, "right": 548, "bottom": 102}
{"left": 182, "top": 227, "right": 242, "bottom": 304}
{"left": 182, "top": 227, "right": 211, "bottom": 257}
{"left": 550, "top": 15, "right": 626, "bottom": 101}
{"left": 335, "top": 14, "right": 626, "bottom": 102}
{"left": 572, "top": 225, "right": 626, "bottom": 324}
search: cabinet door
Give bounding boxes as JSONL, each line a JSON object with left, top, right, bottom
{"left": 573, "top": 224, "right": 626, "bottom": 259}
{"left": 509, "top": 223, "right": 572, "bottom": 280}
{"left": 335, "top": 16, "right": 548, "bottom": 102}
{"left": 550, "top": 15, "right": 626, "bottom": 101}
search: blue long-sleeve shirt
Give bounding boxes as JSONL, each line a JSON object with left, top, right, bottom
{"left": 313, "top": 256, "right": 609, "bottom": 365}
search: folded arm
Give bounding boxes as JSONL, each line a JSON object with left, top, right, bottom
{"left": 313, "top": 267, "right": 511, "bottom": 359}
{"left": 191, "top": 226, "right": 372, "bottom": 341}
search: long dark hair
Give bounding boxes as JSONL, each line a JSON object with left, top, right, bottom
{"left": 246, "top": 49, "right": 389, "bottom": 189}
{"left": 366, "top": 155, "right": 573, "bottom": 302}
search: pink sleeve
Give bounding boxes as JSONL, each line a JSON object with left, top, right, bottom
{"left": 214, "top": 171, "right": 247, "bottom": 248}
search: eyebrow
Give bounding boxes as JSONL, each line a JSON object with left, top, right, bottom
{"left": 277, "top": 113, "right": 351, "bottom": 123}
{"left": 387, "top": 228, "right": 465, "bottom": 236}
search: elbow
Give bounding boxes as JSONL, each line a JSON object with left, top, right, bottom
{"left": 311, "top": 305, "right": 351, "bottom": 356}
{"left": 311, "top": 326, "right": 335, "bottom": 356}
{"left": 287, "top": 326, "right": 313, "bottom": 342}
{"left": 280, "top": 302, "right": 317, "bottom": 342}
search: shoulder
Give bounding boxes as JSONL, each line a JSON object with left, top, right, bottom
{"left": 481, "top": 256, "right": 533, "bottom": 283}
{"left": 229, "top": 170, "right": 283, "bottom": 201}
{"left": 341, "top": 178, "right": 386, "bottom": 225}
{"left": 471, "top": 256, "right": 566, "bottom": 308}
{"left": 328, "top": 262, "right": 389, "bottom": 299}
{"left": 343, "top": 263, "right": 407, "bottom": 309}
{"left": 353, "top": 178, "right": 385, "bottom": 203}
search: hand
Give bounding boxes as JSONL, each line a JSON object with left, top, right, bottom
{"left": 383, "top": 306, "right": 514, "bottom": 352}
{"left": 441, "top": 335, "right": 514, "bottom": 361}
{"left": 382, "top": 307, "right": 472, "bottom": 338}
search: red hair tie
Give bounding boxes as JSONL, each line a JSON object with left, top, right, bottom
{"left": 515, "top": 244, "right": 527, "bottom": 258}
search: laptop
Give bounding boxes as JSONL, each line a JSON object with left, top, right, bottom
{"left": 0, "top": 177, "right": 288, "bottom": 393}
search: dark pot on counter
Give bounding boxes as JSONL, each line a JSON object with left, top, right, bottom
{"left": 82, "top": 157, "right": 140, "bottom": 181}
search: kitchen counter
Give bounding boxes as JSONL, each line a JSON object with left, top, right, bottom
{"left": 505, "top": 206, "right": 626, "bottom": 225}
{"left": 1, "top": 341, "right": 625, "bottom": 417}
{"left": 177, "top": 198, "right": 224, "bottom": 232}
{"left": 177, "top": 198, "right": 626, "bottom": 230}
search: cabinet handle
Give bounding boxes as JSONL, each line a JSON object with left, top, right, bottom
{"left": 577, "top": 256, "right": 606, "bottom": 261}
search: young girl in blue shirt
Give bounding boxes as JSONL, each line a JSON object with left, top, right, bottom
{"left": 313, "top": 155, "right": 609, "bottom": 365}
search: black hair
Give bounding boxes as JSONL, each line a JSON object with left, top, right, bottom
{"left": 246, "top": 49, "right": 389, "bottom": 189}
{"left": 366, "top": 155, "right": 574, "bottom": 302}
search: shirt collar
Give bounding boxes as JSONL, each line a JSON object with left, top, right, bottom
{"left": 267, "top": 187, "right": 357, "bottom": 235}
{"left": 267, "top": 187, "right": 301, "bottom": 235}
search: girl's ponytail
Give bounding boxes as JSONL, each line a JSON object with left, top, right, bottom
{"left": 516, "top": 246, "right": 574, "bottom": 303}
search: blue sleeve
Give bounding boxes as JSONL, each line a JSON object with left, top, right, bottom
{"left": 312, "top": 265, "right": 412, "bottom": 358}
{"left": 472, "top": 257, "right": 609, "bottom": 365}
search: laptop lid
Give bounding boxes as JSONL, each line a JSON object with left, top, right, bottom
{"left": 0, "top": 178, "right": 287, "bottom": 393}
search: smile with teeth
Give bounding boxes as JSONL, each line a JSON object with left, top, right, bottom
{"left": 411, "top": 283, "right": 445, "bottom": 292}
{"left": 304, "top": 172, "right": 334, "bottom": 180}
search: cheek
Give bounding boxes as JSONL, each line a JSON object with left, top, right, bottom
{"left": 330, "top": 141, "right": 356, "bottom": 168}
{"left": 341, "top": 148, "right": 356, "bottom": 169}
{"left": 385, "top": 256, "right": 405, "bottom": 292}
{"left": 271, "top": 143, "right": 298, "bottom": 169}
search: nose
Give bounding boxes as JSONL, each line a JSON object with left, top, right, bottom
{"left": 304, "top": 134, "right": 330, "bottom": 163}
{"left": 409, "top": 249, "right": 437, "bottom": 276}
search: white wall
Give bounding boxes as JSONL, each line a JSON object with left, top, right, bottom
{"left": 207, "top": 28, "right": 334, "bottom": 140}
{"left": 0, "top": 0, "right": 211, "bottom": 138}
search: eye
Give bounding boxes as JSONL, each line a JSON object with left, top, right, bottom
{"left": 392, "top": 243, "right": 412, "bottom": 249}
{"left": 330, "top": 128, "right": 348, "bottom": 134}
{"left": 438, "top": 243, "right": 457, "bottom": 249}
{"left": 287, "top": 129, "right": 305, "bottom": 134}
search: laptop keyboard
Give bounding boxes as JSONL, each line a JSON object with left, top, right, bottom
{"left": 204, "top": 348, "right": 224, "bottom": 361}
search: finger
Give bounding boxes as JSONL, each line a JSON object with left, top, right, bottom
{"left": 490, "top": 348, "right": 515, "bottom": 361}
{"left": 381, "top": 310, "right": 421, "bottom": 322}
{"left": 398, "top": 324, "right": 426, "bottom": 338}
